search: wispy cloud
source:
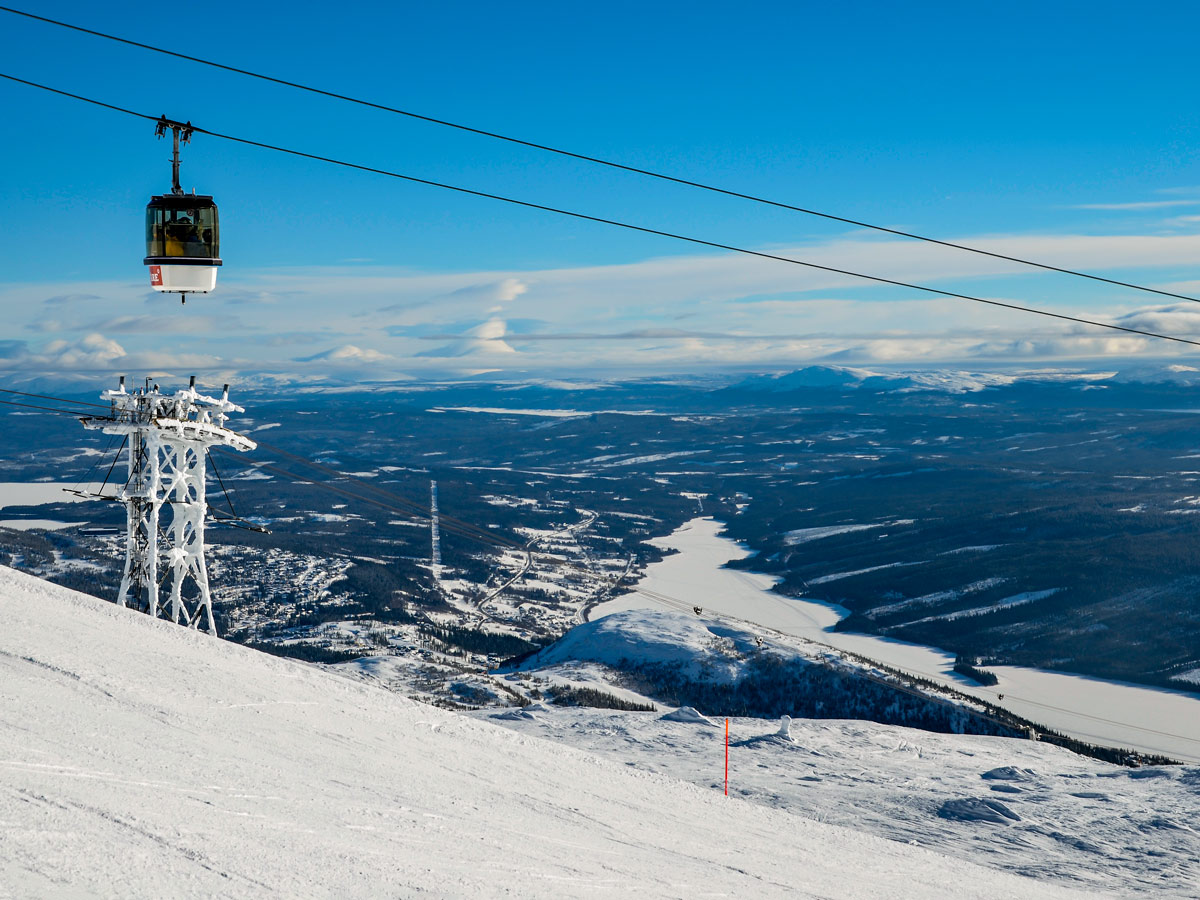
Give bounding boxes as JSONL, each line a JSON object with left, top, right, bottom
{"left": 38, "top": 333, "right": 127, "bottom": 368}
{"left": 88, "top": 315, "right": 251, "bottom": 334}
{"left": 1152, "top": 186, "right": 1200, "bottom": 196}
{"left": 9, "top": 229, "right": 1200, "bottom": 378}
{"left": 41, "top": 293, "right": 102, "bottom": 306}
{"left": 296, "top": 345, "right": 393, "bottom": 363}
{"left": 0, "top": 340, "right": 28, "bottom": 361}
{"left": 417, "top": 318, "right": 517, "bottom": 358}
{"left": 1111, "top": 304, "right": 1200, "bottom": 336}
{"left": 424, "top": 327, "right": 796, "bottom": 342}
{"left": 1068, "top": 200, "right": 1200, "bottom": 211}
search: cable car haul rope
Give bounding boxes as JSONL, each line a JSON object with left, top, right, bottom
{"left": 2, "top": 3, "right": 1199, "bottom": 306}
{"left": 1, "top": 72, "right": 1199, "bottom": 350}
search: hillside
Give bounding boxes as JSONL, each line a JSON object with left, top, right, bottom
{"left": 509, "top": 608, "right": 1024, "bottom": 737}
{"left": 0, "top": 566, "right": 1097, "bottom": 898}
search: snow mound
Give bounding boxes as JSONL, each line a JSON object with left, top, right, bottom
{"left": 735, "top": 716, "right": 799, "bottom": 748}
{"left": 492, "top": 702, "right": 551, "bottom": 721}
{"left": 982, "top": 766, "right": 1039, "bottom": 782}
{"left": 518, "top": 608, "right": 784, "bottom": 682}
{"left": 938, "top": 798, "right": 1022, "bottom": 825}
{"left": 661, "top": 706, "right": 717, "bottom": 726}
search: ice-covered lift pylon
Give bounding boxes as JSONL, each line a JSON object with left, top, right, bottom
{"left": 81, "top": 376, "right": 256, "bottom": 635}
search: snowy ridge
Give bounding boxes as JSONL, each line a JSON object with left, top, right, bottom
{"left": 512, "top": 609, "right": 1031, "bottom": 742}
{"left": 516, "top": 608, "right": 777, "bottom": 682}
{"left": 728, "top": 366, "right": 1115, "bottom": 394}
{"left": 0, "top": 567, "right": 1092, "bottom": 898}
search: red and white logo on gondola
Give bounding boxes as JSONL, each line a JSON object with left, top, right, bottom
{"left": 149, "top": 265, "right": 163, "bottom": 286}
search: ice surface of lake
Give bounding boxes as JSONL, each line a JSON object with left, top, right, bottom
{"left": 0, "top": 519, "right": 75, "bottom": 531}
{"left": 592, "top": 517, "right": 1200, "bottom": 762}
{"left": 0, "top": 482, "right": 112, "bottom": 531}
{"left": 0, "top": 482, "right": 109, "bottom": 509}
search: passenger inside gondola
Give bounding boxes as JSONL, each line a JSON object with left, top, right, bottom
{"left": 164, "top": 214, "right": 190, "bottom": 256}
{"left": 161, "top": 212, "right": 207, "bottom": 257}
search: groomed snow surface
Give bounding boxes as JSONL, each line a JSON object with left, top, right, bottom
{"left": 0, "top": 566, "right": 1101, "bottom": 899}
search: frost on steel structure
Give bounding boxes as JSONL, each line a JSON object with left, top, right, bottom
{"left": 82, "top": 376, "right": 256, "bottom": 635}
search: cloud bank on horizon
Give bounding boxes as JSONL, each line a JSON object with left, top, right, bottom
{"left": 6, "top": 223, "right": 1200, "bottom": 382}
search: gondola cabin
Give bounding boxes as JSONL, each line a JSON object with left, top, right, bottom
{"left": 144, "top": 194, "right": 222, "bottom": 296}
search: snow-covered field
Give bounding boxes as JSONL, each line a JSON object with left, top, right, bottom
{"left": 483, "top": 706, "right": 1200, "bottom": 899}
{"left": 591, "top": 518, "right": 1200, "bottom": 762}
{"left": 0, "top": 566, "right": 1094, "bottom": 899}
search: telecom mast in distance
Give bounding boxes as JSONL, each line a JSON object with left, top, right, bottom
{"left": 430, "top": 480, "right": 442, "bottom": 577}
{"left": 81, "top": 376, "right": 256, "bottom": 635}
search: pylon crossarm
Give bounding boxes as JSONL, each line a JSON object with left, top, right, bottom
{"left": 152, "top": 417, "right": 257, "bottom": 452}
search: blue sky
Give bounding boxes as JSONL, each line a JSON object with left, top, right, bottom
{"left": 3, "top": 0, "right": 1200, "bottom": 381}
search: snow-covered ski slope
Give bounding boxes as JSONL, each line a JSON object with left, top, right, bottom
{"left": 0, "top": 567, "right": 1100, "bottom": 899}
{"left": 486, "top": 706, "right": 1200, "bottom": 898}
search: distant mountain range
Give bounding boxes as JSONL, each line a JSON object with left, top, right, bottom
{"left": 14, "top": 360, "right": 1200, "bottom": 403}
{"left": 725, "top": 363, "right": 1200, "bottom": 396}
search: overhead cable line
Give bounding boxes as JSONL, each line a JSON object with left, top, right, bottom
{"left": 71, "top": 431, "right": 120, "bottom": 497}
{"left": 218, "top": 438, "right": 606, "bottom": 576}
{"left": 214, "top": 451, "right": 522, "bottom": 550}
{"left": 0, "top": 396, "right": 104, "bottom": 417}
{"left": 1, "top": 4, "right": 1195, "bottom": 305}
{"left": 251, "top": 438, "right": 532, "bottom": 551}
{"left": 95, "top": 435, "right": 126, "bottom": 498}
{"left": 3, "top": 72, "right": 1200, "bottom": 353}
{"left": 205, "top": 448, "right": 240, "bottom": 520}
{"left": 0, "top": 387, "right": 110, "bottom": 410}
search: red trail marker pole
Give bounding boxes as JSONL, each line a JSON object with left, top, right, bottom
{"left": 725, "top": 718, "right": 729, "bottom": 796}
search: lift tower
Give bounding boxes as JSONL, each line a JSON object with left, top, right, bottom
{"left": 82, "top": 376, "right": 256, "bottom": 635}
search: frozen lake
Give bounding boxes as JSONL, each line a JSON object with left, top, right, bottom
{"left": 0, "top": 519, "right": 75, "bottom": 531}
{"left": 592, "top": 517, "right": 1200, "bottom": 763}
{"left": 0, "top": 481, "right": 113, "bottom": 531}
{"left": 0, "top": 482, "right": 109, "bottom": 510}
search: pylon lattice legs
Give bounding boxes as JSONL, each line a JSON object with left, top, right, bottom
{"left": 116, "top": 433, "right": 216, "bottom": 633}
